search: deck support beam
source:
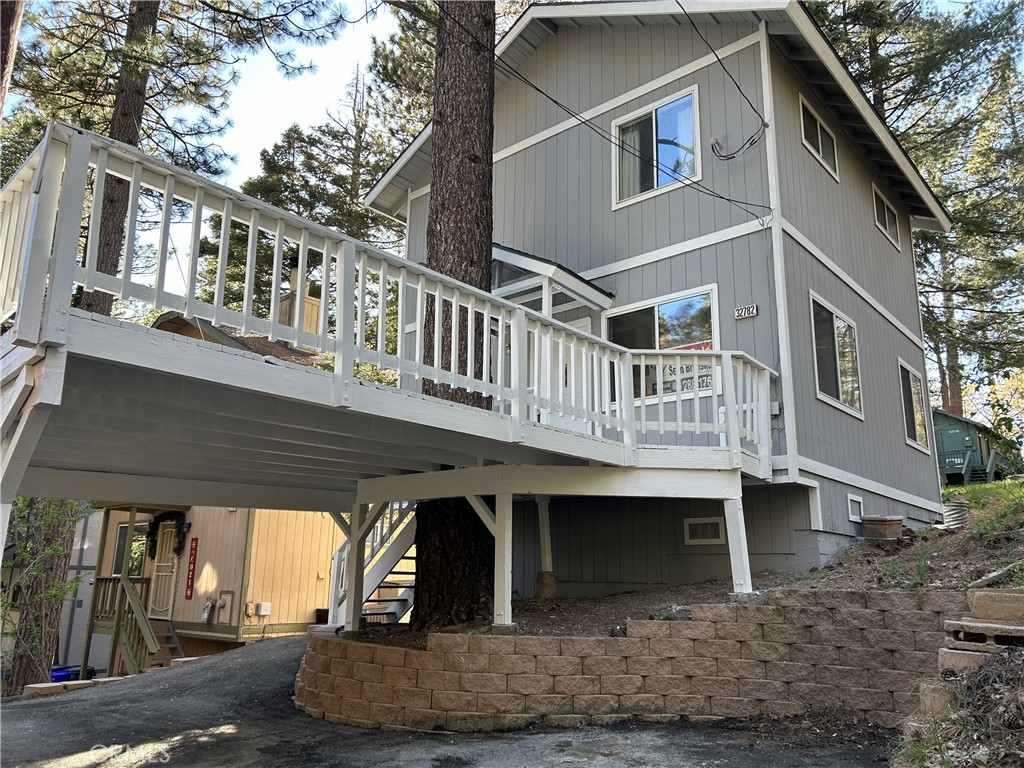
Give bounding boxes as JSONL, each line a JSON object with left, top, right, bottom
{"left": 343, "top": 503, "right": 367, "bottom": 633}
{"left": 494, "top": 493, "right": 513, "bottom": 627}
{"left": 723, "top": 498, "right": 753, "bottom": 594}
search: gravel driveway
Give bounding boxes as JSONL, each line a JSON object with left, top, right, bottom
{"left": 1, "top": 636, "right": 890, "bottom": 767}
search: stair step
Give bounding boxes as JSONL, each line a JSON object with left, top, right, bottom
{"left": 389, "top": 570, "right": 416, "bottom": 575}
{"left": 363, "top": 597, "right": 407, "bottom": 604}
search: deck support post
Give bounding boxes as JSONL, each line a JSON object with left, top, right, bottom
{"left": 535, "top": 495, "right": 556, "bottom": 598}
{"left": 342, "top": 503, "right": 366, "bottom": 634}
{"left": 0, "top": 503, "right": 10, "bottom": 556}
{"left": 723, "top": 498, "right": 753, "bottom": 593}
{"left": 493, "top": 492, "right": 514, "bottom": 627}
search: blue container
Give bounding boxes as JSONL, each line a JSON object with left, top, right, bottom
{"left": 50, "top": 665, "right": 96, "bottom": 682}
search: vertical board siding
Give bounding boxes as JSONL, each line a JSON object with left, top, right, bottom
{"left": 171, "top": 506, "right": 249, "bottom": 628}
{"left": 511, "top": 489, "right": 811, "bottom": 599}
{"left": 784, "top": 236, "right": 941, "bottom": 503}
{"left": 770, "top": 46, "right": 923, "bottom": 334}
{"left": 245, "top": 509, "right": 343, "bottom": 628}
{"left": 804, "top": 471, "right": 934, "bottom": 534}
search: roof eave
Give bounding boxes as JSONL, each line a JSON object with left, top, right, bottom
{"left": 786, "top": 2, "right": 951, "bottom": 233}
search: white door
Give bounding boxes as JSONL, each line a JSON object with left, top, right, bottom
{"left": 148, "top": 523, "right": 178, "bottom": 620}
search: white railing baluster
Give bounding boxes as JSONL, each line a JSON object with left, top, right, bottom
{"left": 396, "top": 267, "right": 407, "bottom": 382}
{"left": 449, "top": 290, "right": 459, "bottom": 386}
{"left": 433, "top": 285, "right": 443, "bottom": 374}
{"left": 83, "top": 148, "right": 107, "bottom": 291}
{"left": 467, "top": 295, "right": 476, "bottom": 387}
{"left": 377, "top": 259, "right": 388, "bottom": 364}
{"left": 414, "top": 273, "right": 426, "bottom": 380}
{"left": 154, "top": 175, "right": 174, "bottom": 312}
{"left": 356, "top": 250, "right": 368, "bottom": 361}
{"left": 295, "top": 229, "right": 309, "bottom": 340}
{"left": 119, "top": 162, "right": 143, "bottom": 302}
{"left": 183, "top": 185, "right": 203, "bottom": 316}
{"left": 482, "top": 303, "right": 492, "bottom": 397}
{"left": 242, "top": 207, "right": 260, "bottom": 332}
{"left": 268, "top": 219, "right": 285, "bottom": 341}
{"left": 318, "top": 240, "right": 333, "bottom": 353}
{"left": 213, "top": 198, "right": 233, "bottom": 327}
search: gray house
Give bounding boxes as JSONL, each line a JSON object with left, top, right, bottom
{"left": 366, "top": 0, "right": 950, "bottom": 596}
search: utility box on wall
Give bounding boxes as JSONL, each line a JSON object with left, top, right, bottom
{"left": 255, "top": 602, "right": 272, "bottom": 617}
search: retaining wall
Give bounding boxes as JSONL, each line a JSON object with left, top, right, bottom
{"left": 294, "top": 589, "right": 969, "bottom": 732}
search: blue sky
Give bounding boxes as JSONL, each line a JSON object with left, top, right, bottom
{"left": 219, "top": 9, "right": 398, "bottom": 188}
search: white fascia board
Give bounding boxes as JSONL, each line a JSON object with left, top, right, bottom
{"left": 363, "top": 123, "right": 433, "bottom": 217}
{"left": 785, "top": 2, "right": 951, "bottom": 232}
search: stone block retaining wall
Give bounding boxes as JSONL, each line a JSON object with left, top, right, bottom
{"left": 294, "top": 589, "right": 969, "bottom": 732}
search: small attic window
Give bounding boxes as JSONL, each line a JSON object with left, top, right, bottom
{"left": 873, "top": 186, "right": 900, "bottom": 248}
{"left": 684, "top": 517, "right": 725, "bottom": 545}
{"left": 800, "top": 96, "right": 838, "bottom": 180}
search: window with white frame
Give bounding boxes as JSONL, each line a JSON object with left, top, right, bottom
{"left": 800, "top": 97, "right": 838, "bottom": 178}
{"left": 608, "top": 287, "right": 716, "bottom": 398}
{"left": 614, "top": 88, "right": 699, "bottom": 205}
{"left": 873, "top": 186, "right": 900, "bottom": 247}
{"left": 811, "top": 295, "right": 862, "bottom": 415}
{"left": 899, "top": 361, "right": 929, "bottom": 450}
{"left": 684, "top": 517, "right": 725, "bottom": 545}
{"left": 848, "top": 494, "right": 864, "bottom": 523}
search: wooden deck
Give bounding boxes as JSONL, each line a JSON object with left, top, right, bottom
{"left": 1, "top": 123, "right": 777, "bottom": 602}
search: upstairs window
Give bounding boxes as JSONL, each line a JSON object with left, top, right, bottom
{"left": 811, "top": 295, "right": 862, "bottom": 416}
{"left": 614, "top": 88, "right": 699, "bottom": 205}
{"left": 800, "top": 96, "right": 838, "bottom": 179}
{"left": 874, "top": 186, "right": 900, "bottom": 248}
{"left": 899, "top": 361, "right": 929, "bottom": 450}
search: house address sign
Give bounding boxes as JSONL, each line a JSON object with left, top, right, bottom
{"left": 185, "top": 538, "right": 199, "bottom": 600}
{"left": 734, "top": 304, "right": 758, "bottom": 320}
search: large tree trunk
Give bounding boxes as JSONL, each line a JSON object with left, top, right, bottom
{"left": 78, "top": 0, "right": 160, "bottom": 316}
{"left": 0, "top": 0, "right": 24, "bottom": 113}
{"left": 411, "top": 0, "right": 496, "bottom": 631}
{"left": 5, "top": 499, "right": 81, "bottom": 694}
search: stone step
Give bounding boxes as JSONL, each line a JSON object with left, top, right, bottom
{"left": 945, "top": 618, "right": 1024, "bottom": 652}
{"left": 937, "top": 647, "right": 991, "bottom": 673}
{"left": 969, "top": 589, "right": 1024, "bottom": 622}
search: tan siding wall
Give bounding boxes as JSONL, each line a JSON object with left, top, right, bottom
{"left": 170, "top": 506, "right": 249, "bottom": 628}
{"left": 244, "top": 510, "right": 343, "bottom": 627}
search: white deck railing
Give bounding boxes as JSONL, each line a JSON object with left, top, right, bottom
{"left": 0, "top": 122, "right": 774, "bottom": 473}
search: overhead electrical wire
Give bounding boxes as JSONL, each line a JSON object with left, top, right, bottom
{"left": 675, "top": 0, "right": 767, "bottom": 161}
{"left": 431, "top": 2, "right": 773, "bottom": 223}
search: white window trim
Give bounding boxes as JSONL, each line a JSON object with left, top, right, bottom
{"left": 898, "top": 356, "right": 931, "bottom": 454}
{"left": 684, "top": 516, "right": 726, "bottom": 545}
{"left": 847, "top": 494, "right": 864, "bottom": 523}
{"left": 799, "top": 95, "right": 839, "bottom": 183}
{"left": 112, "top": 521, "right": 147, "bottom": 577}
{"left": 809, "top": 290, "right": 864, "bottom": 420}
{"left": 872, "top": 183, "right": 901, "bottom": 250}
{"left": 611, "top": 85, "right": 702, "bottom": 211}
{"left": 604, "top": 284, "right": 720, "bottom": 407}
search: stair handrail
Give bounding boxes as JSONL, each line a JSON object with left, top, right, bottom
{"left": 116, "top": 579, "right": 160, "bottom": 674}
{"left": 335, "top": 502, "right": 415, "bottom": 608}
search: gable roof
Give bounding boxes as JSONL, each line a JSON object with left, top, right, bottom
{"left": 366, "top": 0, "right": 950, "bottom": 233}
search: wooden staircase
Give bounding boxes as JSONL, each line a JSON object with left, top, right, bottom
{"left": 146, "top": 619, "right": 186, "bottom": 669}
{"left": 330, "top": 504, "right": 416, "bottom": 629}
